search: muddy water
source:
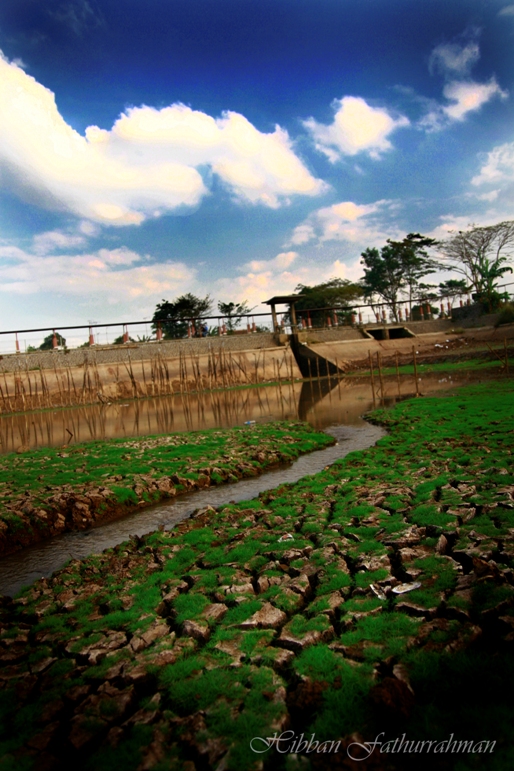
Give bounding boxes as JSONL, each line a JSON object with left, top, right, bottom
{"left": 0, "top": 371, "right": 480, "bottom": 596}
{"left": 0, "top": 370, "right": 476, "bottom": 454}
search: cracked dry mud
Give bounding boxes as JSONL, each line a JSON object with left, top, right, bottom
{"left": 0, "top": 422, "right": 333, "bottom": 557}
{"left": 1, "top": 379, "right": 514, "bottom": 770}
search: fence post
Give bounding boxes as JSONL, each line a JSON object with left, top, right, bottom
{"left": 156, "top": 322, "right": 163, "bottom": 341}
{"left": 52, "top": 330, "right": 58, "bottom": 349}
{"left": 89, "top": 326, "right": 95, "bottom": 346}
{"left": 15, "top": 333, "right": 20, "bottom": 353}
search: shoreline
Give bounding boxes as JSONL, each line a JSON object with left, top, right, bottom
{"left": 0, "top": 422, "right": 334, "bottom": 558}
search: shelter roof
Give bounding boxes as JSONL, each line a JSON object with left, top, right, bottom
{"left": 263, "top": 295, "right": 300, "bottom": 305}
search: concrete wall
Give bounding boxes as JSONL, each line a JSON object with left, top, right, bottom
{"left": 0, "top": 332, "right": 280, "bottom": 374}
{"left": 295, "top": 327, "right": 366, "bottom": 343}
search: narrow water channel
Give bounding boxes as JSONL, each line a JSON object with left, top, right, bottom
{"left": 0, "top": 371, "right": 478, "bottom": 597}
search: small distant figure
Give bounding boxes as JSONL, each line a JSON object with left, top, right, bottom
{"left": 202, "top": 323, "right": 209, "bottom": 337}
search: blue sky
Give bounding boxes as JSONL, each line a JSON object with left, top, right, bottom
{"left": 0, "top": 0, "right": 513, "bottom": 334}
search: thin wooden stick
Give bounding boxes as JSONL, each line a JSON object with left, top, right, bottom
{"left": 412, "top": 345, "right": 420, "bottom": 397}
{"left": 368, "top": 349, "right": 376, "bottom": 405}
{"left": 377, "top": 352, "right": 384, "bottom": 402}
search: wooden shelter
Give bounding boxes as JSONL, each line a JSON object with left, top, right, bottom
{"left": 263, "top": 294, "right": 300, "bottom": 332}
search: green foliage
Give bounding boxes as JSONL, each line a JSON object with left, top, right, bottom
{"left": 152, "top": 293, "right": 212, "bottom": 338}
{"left": 361, "top": 232, "right": 438, "bottom": 321}
{"left": 217, "top": 300, "right": 254, "bottom": 332}
{"left": 288, "top": 278, "right": 363, "bottom": 326}
{"left": 441, "top": 220, "right": 514, "bottom": 312}
{"left": 39, "top": 331, "right": 66, "bottom": 349}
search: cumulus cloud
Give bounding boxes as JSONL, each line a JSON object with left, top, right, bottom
{"left": 0, "top": 53, "right": 326, "bottom": 226}
{"left": 421, "top": 33, "right": 508, "bottom": 130}
{"left": 242, "top": 251, "right": 298, "bottom": 273}
{"left": 442, "top": 79, "right": 507, "bottom": 121}
{"left": 213, "top": 252, "right": 355, "bottom": 311}
{"left": 304, "top": 97, "right": 409, "bottom": 161}
{"left": 32, "top": 229, "right": 88, "bottom": 255}
{"left": 471, "top": 141, "right": 514, "bottom": 187}
{"left": 429, "top": 40, "right": 480, "bottom": 76}
{"left": 0, "top": 242, "right": 196, "bottom": 302}
{"left": 288, "top": 199, "right": 399, "bottom": 246}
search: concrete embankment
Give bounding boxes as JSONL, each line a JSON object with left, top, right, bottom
{"left": 0, "top": 320, "right": 511, "bottom": 414}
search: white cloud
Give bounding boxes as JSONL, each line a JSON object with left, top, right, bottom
{"left": 242, "top": 251, "right": 298, "bottom": 273}
{"left": 420, "top": 32, "right": 508, "bottom": 130}
{"left": 468, "top": 140, "right": 514, "bottom": 220}
{"left": 471, "top": 141, "right": 514, "bottom": 186}
{"left": 442, "top": 79, "right": 507, "bottom": 121}
{"left": 476, "top": 190, "right": 499, "bottom": 202}
{"left": 498, "top": 5, "right": 514, "bottom": 16}
{"left": 304, "top": 96, "right": 409, "bottom": 161}
{"left": 32, "top": 229, "right": 88, "bottom": 255}
{"left": 0, "top": 243, "right": 196, "bottom": 302}
{"left": 429, "top": 40, "right": 480, "bottom": 76}
{"left": 213, "top": 254, "right": 356, "bottom": 312}
{"left": 288, "top": 199, "right": 399, "bottom": 246}
{"left": 0, "top": 53, "right": 326, "bottom": 226}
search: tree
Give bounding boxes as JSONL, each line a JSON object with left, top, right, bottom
{"left": 289, "top": 279, "right": 363, "bottom": 327}
{"left": 440, "top": 221, "right": 514, "bottom": 312}
{"left": 152, "top": 294, "right": 212, "bottom": 338}
{"left": 39, "top": 332, "right": 66, "bottom": 350}
{"left": 361, "top": 233, "right": 438, "bottom": 321}
{"left": 438, "top": 279, "right": 469, "bottom": 301}
{"left": 217, "top": 300, "right": 255, "bottom": 333}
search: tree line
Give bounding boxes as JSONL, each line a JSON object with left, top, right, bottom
{"left": 151, "top": 220, "right": 513, "bottom": 338}
{"left": 30, "top": 219, "right": 514, "bottom": 348}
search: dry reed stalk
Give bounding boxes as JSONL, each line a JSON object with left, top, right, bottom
{"left": 19, "top": 377, "right": 28, "bottom": 412}
{"left": 34, "top": 377, "right": 40, "bottom": 409}
{"left": 127, "top": 355, "right": 138, "bottom": 399}
{"left": 377, "top": 352, "right": 384, "bottom": 401}
{"left": 53, "top": 363, "right": 64, "bottom": 407}
{"left": 81, "top": 359, "right": 89, "bottom": 404}
{"left": 141, "top": 358, "right": 148, "bottom": 396}
{"left": 412, "top": 345, "right": 420, "bottom": 397}
{"left": 368, "top": 350, "right": 376, "bottom": 404}
{"left": 25, "top": 361, "right": 33, "bottom": 406}
{"left": 0, "top": 376, "right": 10, "bottom": 412}
{"left": 336, "top": 357, "right": 342, "bottom": 398}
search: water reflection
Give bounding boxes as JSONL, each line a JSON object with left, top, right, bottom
{"left": 0, "top": 371, "right": 479, "bottom": 454}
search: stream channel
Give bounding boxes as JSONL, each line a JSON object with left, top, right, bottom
{"left": 0, "top": 371, "right": 475, "bottom": 597}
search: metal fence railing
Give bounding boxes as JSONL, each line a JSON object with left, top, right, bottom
{"left": 0, "top": 283, "right": 512, "bottom": 356}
